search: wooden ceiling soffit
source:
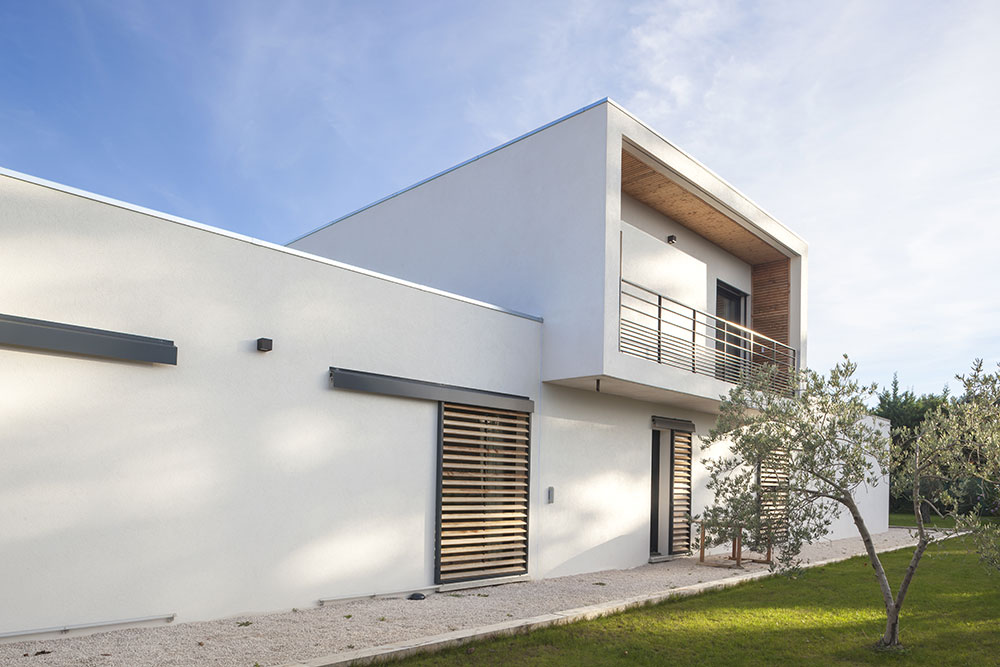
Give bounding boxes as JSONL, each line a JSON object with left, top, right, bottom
{"left": 620, "top": 149, "right": 786, "bottom": 264}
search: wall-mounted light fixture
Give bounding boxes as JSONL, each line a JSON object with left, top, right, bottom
{"left": 256, "top": 338, "right": 273, "bottom": 352}
{"left": 666, "top": 234, "right": 677, "bottom": 245}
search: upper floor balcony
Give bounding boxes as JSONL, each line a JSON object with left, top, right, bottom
{"left": 619, "top": 278, "right": 797, "bottom": 394}
{"left": 544, "top": 128, "right": 806, "bottom": 412}
{"left": 288, "top": 99, "right": 806, "bottom": 411}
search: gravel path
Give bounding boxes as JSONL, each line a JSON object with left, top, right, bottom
{"left": 0, "top": 529, "right": 918, "bottom": 667}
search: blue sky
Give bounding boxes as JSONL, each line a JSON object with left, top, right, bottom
{"left": 3, "top": 0, "right": 999, "bottom": 396}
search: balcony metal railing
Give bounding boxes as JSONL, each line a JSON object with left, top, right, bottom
{"left": 619, "top": 279, "right": 797, "bottom": 392}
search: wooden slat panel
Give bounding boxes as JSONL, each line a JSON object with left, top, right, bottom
{"left": 447, "top": 436, "right": 528, "bottom": 449}
{"left": 442, "top": 445, "right": 528, "bottom": 457}
{"left": 760, "top": 446, "right": 790, "bottom": 537}
{"left": 751, "top": 259, "right": 790, "bottom": 346}
{"left": 441, "top": 488, "right": 526, "bottom": 496}
{"left": 442, "top": 459, "right": 528, "bottom": 467}
{"left": 443, "top": 416, "right": 529, "bottom": 429}
{"left": 443, "top": 468, "right": 528, "bottom": 478}
{"left": 669, "top": 430, "right": 693, "bottom": 555}
{"left": 441, "top": 550, "right": 525, "bottom": 564}
{"left": 444, "top": 413, "right": 528, "bottom": 423}
{"left": 438, "top": 565, "right": 527, "bottom": 580}
{"left": 441, "top": 505, "right": 526, "bottom": 512}
{"left": 443, "top": 468, "right": 528, "bottom": 479}
{"left": 441, "top": 525, "right": 526, "bottom": 536}
{"left": 441, "top": 480, "right": 527, "bottom": 488}
{"left": 441, "top": 535, "right": 527, "bottom": 547}
{"left": 439, "top": 543, "right": 525, "bottom": 556}
{"left": 440, "top": 495, "right": 525, "bottom": 503}
{"left": 443, "top": 423, "right": 530, "bottom": 437}
{"left": 438, "top": 403, "right": 530, "bottom": 583}
{"left": 444, "top": 403, "right": 532, "bottom": 419}
{"left": 442, "top": 512, "right": 527, "bottom": 520}
{"left": 441, "top": 521, "right": 525, "bottom": 527}
{"left": 443, "top": 452, "right": 528, "bottom": 464}
{"left": 440, "top": 557, "right": 527, "bottom": 572}
{"left": 443, "top": 461, "right": 527, "bottom": 470}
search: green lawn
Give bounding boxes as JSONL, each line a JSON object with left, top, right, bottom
{"left": 395, "top": 537, "right": 1000, "bottom": 666}
{"left": 889, "top": 512, "right": 1000, "bottom": 528}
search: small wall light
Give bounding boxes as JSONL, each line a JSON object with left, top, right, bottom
{"left": 666, "top": 234, "right": 677, "bottom": 244}
{"left": 256, "top": 338, "right": 273, "bottom": 352}
{"left": 547, "top": 486, "right": 555, "bottom": 504}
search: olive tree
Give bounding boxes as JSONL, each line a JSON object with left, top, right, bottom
{"left": 701, "top": 356, "right": 1000, "bottom": 648}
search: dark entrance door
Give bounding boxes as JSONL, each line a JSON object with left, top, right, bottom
{"left": 651, "top": 428, "right": 693, "bottom": 557}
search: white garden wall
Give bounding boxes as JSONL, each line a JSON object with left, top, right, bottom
{"left": 0, "top": 172, "right": 541, "bottom": 634}
{"left": 826, "top": 416, "right": 892, "bottom": 539}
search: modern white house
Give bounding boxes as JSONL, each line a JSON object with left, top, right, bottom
{"left": 0, "top": 98, "right": 888, "bottom": 641}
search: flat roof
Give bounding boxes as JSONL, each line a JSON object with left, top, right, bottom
{"left": 290, "top": 97, "right": 807, "bottom": 254}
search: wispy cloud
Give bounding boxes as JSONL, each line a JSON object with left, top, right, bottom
{"left": 612, "top": 0, "right": 1000, "bottom": 393}
{"left": 2, "top": 0, "right": 998, "bottom": 393}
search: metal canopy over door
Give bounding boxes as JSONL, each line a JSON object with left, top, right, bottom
{"left": 436, "top": 403, "right": 530, "bottom": 583}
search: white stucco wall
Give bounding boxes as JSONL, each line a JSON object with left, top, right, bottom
{"left": 620, "top": 220, "right": 709, "bottom": 309}
{"left": 621, "top": 194, "right": 753, "bottom": 312}
{"left": 825, "top": 416, "right": 891, "bottom": 540}
{"left": 0, "top": 101, "right": 858, "bottom": 640}
{"left": 290, "top": 103, "right": 610, "bottom": 384}
{"left": 0, "top": 173, "right": 541, "bottom": 635}
{"left": 532, "top": 384, "right": 722, "bottom": 578}
{"left": 531, "top": 382, "right": 889, "bottom": 578}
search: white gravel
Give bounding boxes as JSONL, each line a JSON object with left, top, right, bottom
{"left": 0, "top": 528, "right": 919, "bottom": 667}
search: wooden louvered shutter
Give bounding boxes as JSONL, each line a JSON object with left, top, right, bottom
{"left": 760, "top": 447, "right": 790, "bottom": 537}
{"left": 669, "top": 430, "right": 693, "bottom": 554}
{"left": 436, "top": 403, "right": 530, "bottom": 583}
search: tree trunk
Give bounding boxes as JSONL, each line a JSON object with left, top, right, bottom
{"left": 841, "top": 494, "right": 903, "bottom": 646}
{"left": 880, "top": 606, "right": 901, "bottom": 646}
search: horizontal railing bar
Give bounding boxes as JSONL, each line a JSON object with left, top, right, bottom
{"left": 621, "top": 278, "right": 795, "bottom": 354}
{"left": 618, "top": 343, "right": 792, "bottom": 387}
{"left": 620, "top": 319, "right": 796, "bottom": 366}
{"left": 620, "top": 306, "right": 795, "bottom": 363}
{"left": 619, "top": 302, "right": 795, "bottom": 360}
{"left": 618, "top": 276, "right": 798, "bottom": 396}
{"left": 620, "top": 343, "right": 793, "bottom": 392}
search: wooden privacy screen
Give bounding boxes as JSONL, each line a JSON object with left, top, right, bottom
{"left": 759, "top": 448, "right": 790, "bottom": 537}
{"left": 436, "top": 403, "right": 530, "bottom": 583}
{"left": 669, "top": 431, "right": 693, "bottom": 554}
{"left": 751, "top": 258, "right": 790, "bottom": 346}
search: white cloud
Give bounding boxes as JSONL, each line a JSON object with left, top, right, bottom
{"left": 8, "top": 0, "right": 998, "bottom": 393}
{"left": 610, "top": 0, "right": 1000, "bottom": 394}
